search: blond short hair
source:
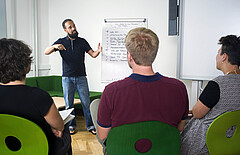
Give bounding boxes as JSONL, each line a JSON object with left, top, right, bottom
{"left": 125, "top": 27, "right": 159, "bottom": 66}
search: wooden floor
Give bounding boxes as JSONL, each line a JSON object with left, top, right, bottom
{"left": 71, "top": 115, "right": 103, "bottom": 155}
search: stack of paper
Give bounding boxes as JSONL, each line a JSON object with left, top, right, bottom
{"left": 59, "top": 108, "right": 75, "bottom": 125}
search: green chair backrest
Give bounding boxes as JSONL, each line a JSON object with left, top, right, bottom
{"left": 25, "top": 77, "right": 38, "bottom": 87}
{"left": 0, "top": 114, "right": 48, "bottom": 155}
{"left": 106, "top": 121, "right": 180, "bottom": 155}
{"left": 206, "top": 110, "right": 240, "bottom": 155}
{"left": 36, "top": 76, "right": 63, "bottom": 91}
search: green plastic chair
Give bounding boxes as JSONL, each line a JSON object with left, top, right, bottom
{"left": 206, "top": 110, "right": 240, "bottom": 155}
{"left": 0, "top": 114, "right": 48, "bottom": 155}
{"left": 106, "top": 121, "right": 180, "bottom": 155}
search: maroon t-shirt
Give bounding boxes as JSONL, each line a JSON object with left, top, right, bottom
{"left": 97, "top": 73, "right": 189, "bottom": 129}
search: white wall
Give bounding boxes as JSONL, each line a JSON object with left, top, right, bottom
{"left": 7, "top": 0, "right": 195, "bottom": 108}
{"left": 14, "top": 0, "right": 32, "bottom": 46}
{"left": 6, "top": 0, "right": 51, "bottom": 76}
{"left": 38, "top": 0, "right": 51, "bottom": 74}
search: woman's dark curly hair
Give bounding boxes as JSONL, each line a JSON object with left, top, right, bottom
{"left": 218, "top": 35, "right": 240, "bottom": 67}
{"left": 0, "top": 38, "right": 32, "bottom": 84}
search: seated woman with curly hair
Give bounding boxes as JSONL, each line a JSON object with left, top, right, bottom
{"left": 0, "top": 38, "right": 71, "bottom": 155}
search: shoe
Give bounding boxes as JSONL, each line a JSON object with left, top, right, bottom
{"left": 89, "top": 129, "right": 96, "bottom": 135}
{"left": 69, "top": 129, "right": 76, "bottom": 135}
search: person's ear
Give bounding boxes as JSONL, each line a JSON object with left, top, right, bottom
{"left": 222, "top": 53, "right": 228, "bottom": 62}
{"left": 26, "top": 64, "right": 31, "bottom": 74}
{"left": 127, "top": 51, "right": 132, "bottom": 61}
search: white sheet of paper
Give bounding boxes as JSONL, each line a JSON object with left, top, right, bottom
{"left": 64, "top": 114, "right": 75, "bottom": 125}
{"left": 59, "top": 108, "right": 75, "bottom": 124}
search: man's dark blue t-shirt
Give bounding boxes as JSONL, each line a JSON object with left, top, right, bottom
{"left": 53, "top": 36, "right": 92, "bottom": 77}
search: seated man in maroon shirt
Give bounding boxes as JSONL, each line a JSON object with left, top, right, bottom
{"left": 97, "top": 27, "right": 189, "bottom": 152}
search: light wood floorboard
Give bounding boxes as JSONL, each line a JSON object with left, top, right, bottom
{"left": 71, "top": 115, "right": 103, "bottom": 155}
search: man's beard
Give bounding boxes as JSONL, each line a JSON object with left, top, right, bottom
{"left": 68, "top": 30, "right": 78, "bottom": 39}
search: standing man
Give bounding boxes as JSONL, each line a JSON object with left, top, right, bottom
{"left": 96, "top": 27, "right": 189, "bottom": 148}
{"left": 45, "top": 19, "right": 101, "bottom": 135}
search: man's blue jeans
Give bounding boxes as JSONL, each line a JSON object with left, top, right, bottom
{"left": 62, "top": 76, "right": 95, "bottom": 131}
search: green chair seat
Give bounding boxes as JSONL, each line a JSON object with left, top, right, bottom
{"left": 26, "top": 76, "right": 102, "bottom": 107}
{"left": 0, "top": 114, "right": 48, "bottom": 154}
{"left": 89, "top": 92, "right": 102, "bottom": 102}
{"left": 74, "top": 91, "right": 102, "bottom": 101}
{"left": 206, "top": 110, "right": 240, "bottom": 155}
{"left": 48, "top": 90, "right": 64, "bottom": 97}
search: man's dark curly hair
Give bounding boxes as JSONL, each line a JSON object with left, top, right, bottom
{"left": 0, "top": 38, "right": 32, "bottom": 84}
{"left": 62, "top": 19, "right": 73, "bottom": 29}
{"left": 218, "top": 35, "right": 240, "bottom": 67}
